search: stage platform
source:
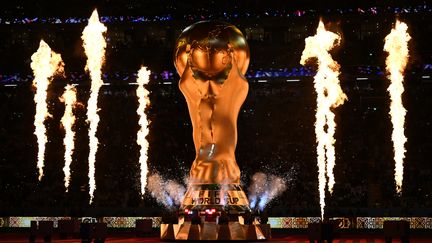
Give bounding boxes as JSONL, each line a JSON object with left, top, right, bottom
{"left": 1, "top": 231, "right": 432, "bottom": 243}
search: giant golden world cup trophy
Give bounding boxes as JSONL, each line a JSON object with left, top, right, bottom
{"left": 161, "top": 20, "right": 270, "bottom": 241}
{"left": 174, "top": 21, "right": 250, "bottom": 214}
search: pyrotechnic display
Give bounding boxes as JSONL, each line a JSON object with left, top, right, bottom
{"left": 81, "top": 9, "right": 107, "bottom": 204}
{"left": 300, "top": 20, "right": 347, "bottom": 220}
{"left": 31, "top": 40, "right": 64, "bottom": 181}
{"left": 7, "top": 1, "right": 432, "bottom": 241}
{"left": 136, "top": 66, "right": 151, "bottom": 196}
{"left": 384, "top": 20, "right": 411, "bottom": 194}
{"left": 60, "top": 84, "right": 77, "bottom": 191}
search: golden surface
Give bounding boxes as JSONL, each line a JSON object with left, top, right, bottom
{"left": 160, "top": 223, "right": 270, "bottom": 240}
{"left": 174, "top": 21, "right": 250, "bottom": 185}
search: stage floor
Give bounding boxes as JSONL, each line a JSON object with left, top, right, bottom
{"left": 1, "top": 232, "right": 432, "bottom": 243}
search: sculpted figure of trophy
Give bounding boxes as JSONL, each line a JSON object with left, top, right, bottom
{"left": 174, "top": 21, "right": 250, "bottom": 212}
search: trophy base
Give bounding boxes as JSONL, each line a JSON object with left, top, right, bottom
{"left": 180, "top": 183, "right": 250, "bottom": 214}
{"left": 160, "top": 184, "right": 271, "bottom": 240}
{"left": 160, "top": 222, "right": 271, "bottom": 241}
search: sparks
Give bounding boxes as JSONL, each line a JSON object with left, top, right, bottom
{"left": 384, "top": 20, "right": 411, "bottom": 194}
{"left": 136, "top": 66, "right": 151, "bottom": 196}
{"left": 60, "top": 84, "right": 77, "bottom": 192}
{"left": 31, "top": 40, "right": 64, "bottom": 181}
{"left": 300, "top": 20, "right": 347, "bottom": 220}
{"left": 82, "top": 9, "right": 107, "bottom": 204}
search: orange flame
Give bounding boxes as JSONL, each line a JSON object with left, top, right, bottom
{"left": 31, "top": 40, "right": 64, "bottom": 181}
{"left": 136, "top": 66, "right": 151, "bottom": 196}
{"left": 384, "top": 20, "right": 411, "bottom": 194}
{"left": 300, "top": 20, "right": 347, "bottom": 220}
{"left": 60, "top": 84, "right": 77, "bottom": 192}
{"left": 82, "top": 9, "right": 107, "bottom": 203}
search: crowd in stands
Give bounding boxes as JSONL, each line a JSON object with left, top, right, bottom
{"left": 0, "top": 67, "right": 315, "bottom": 84}
{"left": 0, "top": 4, "right": 431, "bottom": 25}
{"left": 2, "top": 64, "right": 432, "bottom": 85}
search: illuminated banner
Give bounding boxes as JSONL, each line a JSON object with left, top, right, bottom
{"left": 181, "top": 184, "right": 249, "bottom": 211}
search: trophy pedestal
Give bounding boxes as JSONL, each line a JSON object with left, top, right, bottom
{"left": 160, "top": 222, "right": 270, "bottom": 241}
{"left": 160, "top": 184, "right": 271, "bottom": 240}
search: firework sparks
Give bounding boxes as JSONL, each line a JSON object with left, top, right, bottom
{"left": 248, "top": 172, "right": 287, "bottom": 211}
{"left": 384, "top": 20, "right": 411, "bottom": 194}
{"left": 147, "top": 173, "right": 186, "bottom": 208}
{"left": 300, "top": 20, "right": 347, "bottom": 220}
{"left": 31, "top": 40, "right": 64, "bottom": 181}
{"left": 82, "top": 9, "right": 107, "bottom": 203}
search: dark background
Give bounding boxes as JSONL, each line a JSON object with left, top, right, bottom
{"left": 1, "top": 0, "right": 432, "bottom": 217}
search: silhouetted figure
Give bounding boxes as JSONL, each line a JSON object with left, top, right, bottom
{"left": 161, "top": 210, "right": 179, "bottom": 224}
{"left": 259, "top": 210, "right": 269, "bottom": 224}
{"left": 243, "top": 210, "right": 254, "bottom": 225}
{"left": 191, "top": 210, "right": 202, "bottom": 225}
{"left": 29, "top": 221, "right": 37, "bottom": 243}
{"left": 218, "top": 210, "right": 229, "bottom": 225}
{"left": 80, "top": 223, "right": 92, "bottom": 243}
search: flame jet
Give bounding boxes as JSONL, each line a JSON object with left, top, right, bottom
{"left": 136, "top": 66, "right": 151, "bottom": 195}
{"left": 82, "top": 9, "right": 107, "bottom": 203}
{"left": 60, "top": 84, "right": 77, "bottom": 192}
{"left": 31, "top": 40, "right": 64, "bottom": 181}
{"left": 300, "top": 20, "right": 347, "bottom": 220}
{"left": 384, "top": 20, "right": 411, "bottom": 194}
